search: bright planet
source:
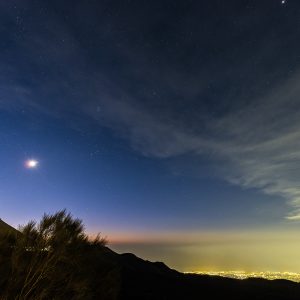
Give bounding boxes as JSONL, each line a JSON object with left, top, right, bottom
{"left": 25, "top": 159, "right": 39, "bottom": 169}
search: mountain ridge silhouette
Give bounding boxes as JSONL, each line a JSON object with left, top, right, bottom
{"left": 1, "top": 221, "right": 300, "bottom": 299}
{"left": 0, "top": 219, "right": 18, "bottom": 235}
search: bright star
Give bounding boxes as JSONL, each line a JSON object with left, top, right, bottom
{"left": 25, "top": 159, "right": 39, "bottom": 169}
{"left": 281, "top": 0, "right": 286, "bottom": 4}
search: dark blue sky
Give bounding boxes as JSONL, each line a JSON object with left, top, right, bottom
{"left": 1, "top": 0, "right": 300, "bottom": 271}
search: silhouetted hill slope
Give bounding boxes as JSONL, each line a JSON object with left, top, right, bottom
{"left": 99, "top": 248, "right": 300, "bottom": 300}
{"left": 0, "top": 219, "right": 18, "bottom": 235}
{"left": 1, "top": 221, "right": 300, "bottom": 300}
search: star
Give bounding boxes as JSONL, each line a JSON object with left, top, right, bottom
{"left": 25, "top": 159, "right": 39, "bottom": 169}
{"left": 281, "top": 0, "right": 286, "bottom": 4}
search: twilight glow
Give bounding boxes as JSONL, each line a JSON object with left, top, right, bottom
{"left": 0, "top": 0, "right": 300, "bottom": 274}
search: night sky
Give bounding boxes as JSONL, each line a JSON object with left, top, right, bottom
{"left": 1, "top": 0, "right": 300, "bottom": 272}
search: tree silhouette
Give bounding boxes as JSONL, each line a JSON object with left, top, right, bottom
{"left": 0, "top": 209, "right": 112, "bottom": 300}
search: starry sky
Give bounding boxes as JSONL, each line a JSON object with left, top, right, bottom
{"left": 1, "top": 0, "right": 300, "bottom": 272}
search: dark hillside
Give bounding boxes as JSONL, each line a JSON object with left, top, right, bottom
{"left": 0, "top": 219, "right": 18, "bottom": 235}
{"left": 1, "top": 220, "right": 300, "bottom": 300}
{"left": 109, "top": 251, "right": 300, "bottom": 300}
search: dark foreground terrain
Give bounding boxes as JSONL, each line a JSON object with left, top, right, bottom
{"left": 100, "top": 247, "right": 300, "bottom": 300}
{"left": 1, "top": 217, "right": 300, "bottom": 300}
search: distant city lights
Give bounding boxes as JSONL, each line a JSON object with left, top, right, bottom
{"left": 187, "top": 271, "right": 300, "bottom": 283}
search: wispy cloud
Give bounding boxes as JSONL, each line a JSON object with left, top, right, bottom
{"left": 209, "top": 72, "right": 300, "bottom": 220}
{"left": 83, "top": 70, "right": 300, "bottom": 220}
{"left": 1, "top": 0, "right": 300, "bottom": 220}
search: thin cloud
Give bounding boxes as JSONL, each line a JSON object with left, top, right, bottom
{"left": 1, "top": 0, "right": 300, "bottom": 220}
{"left": 83, "top": 71, "right": 300, "bottom": 220}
